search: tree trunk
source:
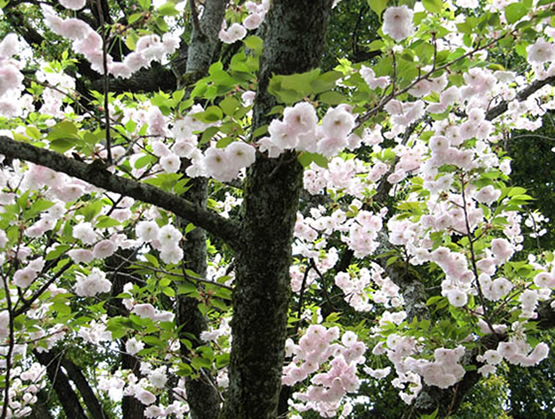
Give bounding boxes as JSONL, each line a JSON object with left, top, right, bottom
{"left": 177, "top": 178, "right": 222, "bottom": 419}
{"left": 173, "top": 2, "right": 229, "bottom": 418}
{"left": 221, "top": 1, "right": 333, "bottom": 417}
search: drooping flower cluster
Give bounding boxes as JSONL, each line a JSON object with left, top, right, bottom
{"left": 283, "top": 325, "right": 367, "bottom": 417}
{"left": 135, "top": 221, "right": 184, "bottom": 265}
{"left": 259, "top": 103, "right": 356, "bottom": 158}
{"left": 42, "top": 5, "right": 178, "bottom": 78}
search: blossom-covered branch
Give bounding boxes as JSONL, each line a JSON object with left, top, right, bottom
{"left": 0, "top": 136, "right": 242, "bottom": 248}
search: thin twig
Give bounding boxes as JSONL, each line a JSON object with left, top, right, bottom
{"left": 294, "top": 261, "right": 313, "bottom": 335}
{"left": 13, "top": 260, "right": 74, "bottom": 317}
{"left": 190, "top": 0, "right": 201, "bottom": 33}
{"left": 356, "top": 28, "right": 519, "bottom": 129}
{"left": 95, "top": 0, "right": 113, "bottom": 165}
{"left": 459, "top": 174, "right": 495, "bottom": 332}
{"left": 0, "top": 274, "right": 15, "bottom": 419}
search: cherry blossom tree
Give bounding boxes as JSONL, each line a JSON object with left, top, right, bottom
{"left": 0, "top": 0, "right": 554, "bottom": 418}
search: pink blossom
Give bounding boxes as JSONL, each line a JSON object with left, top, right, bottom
{"left": 0, "top": 33, "right": 20, "bottom": 58}
{"left": 321, "top": 106, "right": 355, "bottom": 140}
{"left": 527, "top": 39, "right": 555, "bottom": 64}
{"left": 534, "top": 271, "right": 555, "bottom": 288}
{"left": 136, "top": 221, "right": 159, "bottom": 243}
{"left": 382, "top": 6, "right": 414, "bottom": 42}
{"left": 93, "top": 240, "right": 117, "bottom": 259}
{"left": 132, "top": 303, "right": 157, "bottom": 319}
{"left": 67, "top": 249, "right": 95, "bottom": 264}
{"left": 59, "top": 0, "right": 86, "bottom": 10}
{"left": 243, "top": 13, "right": 264, "bottom": 30}
{"left": 14, "top": 267, "right": 38, "bottom": 288}
{"left": 125, "top": 337, "right": 145, "bottom": 355}
{"left": 0, "top": 64, "right": 23, "bottom": 98}
{"left": 135, "top": 389, "right": 156, "bottom": 405}
{"left": 74, "top": 268, "right": 111, "bottom": 297}
{"left": 160, "top": 154, "right": 181, "bottom": 173}
{"left": 73, "top": 222, "right": 98, "bottom": 245}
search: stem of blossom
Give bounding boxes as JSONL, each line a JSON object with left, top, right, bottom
{"left": 391, "top": 50, "right": 397, "bottom": 97}
{"left": 459, "top": 174, "right": 495, "bottom": 332}
{"left": 111, "top": 254, "right": 234, "bottom": 291}
{"left": 95, "top": 0, "right": 112, "bottom": 165}
{"left": 0, "top": 273, "right": 15, "bottom": 419}
{"left": 295, "top": 261, "right": 313, "bottom": 335}
{"left": 525, "top": 208, "right": 543, "bottom": 251}
{"left": 431, "top": 33, "right": 437, "bottom": 72}
{"left": 0, "top": 328, "right": 67, "bottom": 348}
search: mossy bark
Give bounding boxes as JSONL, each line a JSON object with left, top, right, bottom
{"left": 221, "top": 1, "right": 333, "bottom": 418}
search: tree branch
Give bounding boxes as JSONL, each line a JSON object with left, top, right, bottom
{"left": 485, "top": 75, "right": 555, "bottom": 121}
{"left": 0, "top": 136, "right": 242, "bottom": 249}
{"left": 60, "top": 357, "right": 110, "bottom": 419}
{"left": 33, "top": 350, "right": 89, "bottom": 419}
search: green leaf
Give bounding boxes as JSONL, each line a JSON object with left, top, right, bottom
{"left": 200, "top": 126, "right": 220, "bottom": 144}
{"left": 252, "top": 124, "right": 268, "bottom": 139}
{"left": 134, "top": 154, "right": 156, "bottom": 169}
{"left": 243, "top": 36, "right": 263, "bottom": 54}
{"left": 95, "top": 216, "right": 120, "bottom": 229}
{"left": 50, "top": 139, "right": 76, "bottom": 153}
{"left": 367, "top": 0, "right": 390, "bottom": 17}
{"left": 143, "top": 253, "right": 160, "bottom": 268}
{"left": 422, "top": 0, "right": 443, "bottom": 13}
{"left": 297, "top": 152, "right": 328, "bottom": 169}
{"left": 192, "top": 356, "right": 212, "bottom": 370}
{"left": 138, "top": 0, "right": 150, "bottom": 10}
{"left": 27, "top": 199, "right": 55, "bottom": 217}
{"left": 178, "top": 283, "right": 199, "bottom": 296}
{"left": 219, "top": 96, "right": 240, "bottom": 117}
{"left": 46, "top": 245, "right": 71, "bottom": 261}
{"left": 194, "top": 106, "right": 223, "bottom": 123}
{"left": 157, "top": 2, "right": 178, "bottom": 15}
{"left": 367, "top": 40, "right": 385, "bottom": 51}
{"left": 268, "top": 69, "right": 321, "bottom": 104}
{"left": 162, "top": 287, "right": 175, "bottom": 297}
{"left": 505, "top": 3, "right": 528, "bottom": 24}
{"left": 318, "top": 91, "right": 346, "bottom": 105}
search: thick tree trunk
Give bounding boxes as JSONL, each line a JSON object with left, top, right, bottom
{"left": 221, "top": 2, "right": 333, "bottom": 418}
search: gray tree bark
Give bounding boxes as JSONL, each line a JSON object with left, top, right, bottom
{"left": 174, "top": 2, "right": 229, "bottom": 418}
{"left": 220, "top": 1, "right": 334, "bottom": 418}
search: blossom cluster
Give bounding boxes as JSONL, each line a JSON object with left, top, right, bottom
{"left": 259, "top": 103, "right": 356, "bottom": 158}
{"left": 283, "top": 325, "right": 366, "bottom": 417}
{"left": 42, "top": 5, "right": 178, "bottom": 78}
{"left": 219, "top": 0, "right": 270, "bottom": 43}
